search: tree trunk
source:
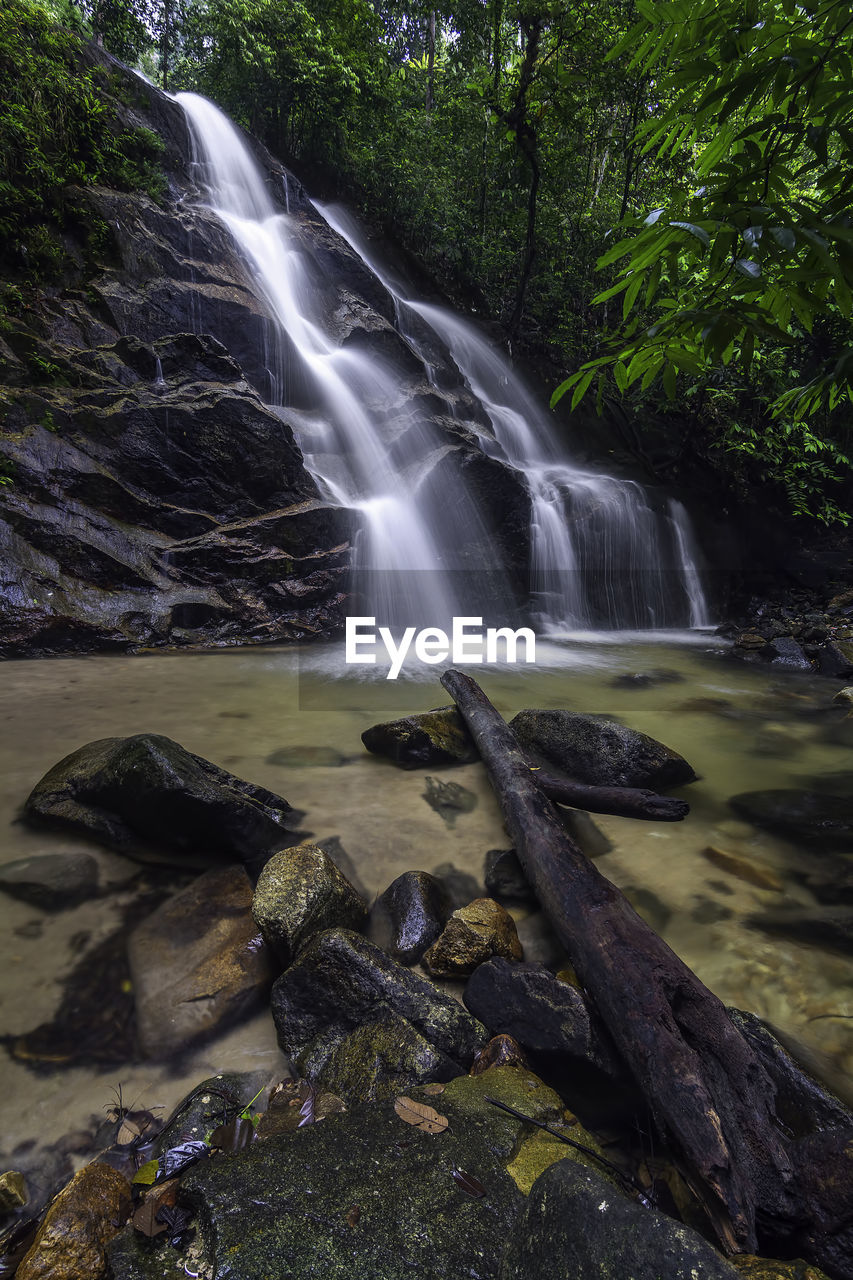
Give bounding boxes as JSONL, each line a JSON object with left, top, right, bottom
{"left": 440, "top": 668, "right": 797, "bottom": 1255}
{"left": 536, "top": 768, "right": 689, "bottom": 821}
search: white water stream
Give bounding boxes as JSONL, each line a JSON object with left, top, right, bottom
{"left": 176, "top": 93, "right": 711, "bottom": 635}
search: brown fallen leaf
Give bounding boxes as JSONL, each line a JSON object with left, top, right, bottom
{"left": 393, "top": 1097, "right": 449, "bottom": 1134}
{"left": 345, "top": 1205, "right": 361, "bottom": 1228}
{"left": 132, "top": 1180, "right": 178, "bottom": 1237}
{"left": 452, "top": 1167, "right": 487, "bottom": 1198}
{"left": 422, "top": 1083, "right": 446, "bottom": 1096}
{"left": 469, "top": 1034, "right": 528, "bottom": 1076}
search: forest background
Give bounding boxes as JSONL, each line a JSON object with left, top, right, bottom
{"left": 3, "top": 0, "right": 853, "bottom": 526}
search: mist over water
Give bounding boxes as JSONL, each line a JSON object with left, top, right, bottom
{"left": 177, "top": 92, "right": 711, "bottom": 635}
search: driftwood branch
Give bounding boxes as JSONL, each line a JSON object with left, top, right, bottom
{"left": 535, "top": 767, "right": 689, "bottom": 821}
{"left": 440, "top": 669, "right": 796, "bottom": 1255}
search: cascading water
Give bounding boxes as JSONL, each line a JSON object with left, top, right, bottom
{"left": 319, "top": 202, "right": 712, "bottom": 632}
{"left": 176, "top": 91, "right": 711, "bottom": 634}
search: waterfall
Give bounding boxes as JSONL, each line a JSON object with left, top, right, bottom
{"left": 176, "top": 92, "right": 711, "bottom": 634}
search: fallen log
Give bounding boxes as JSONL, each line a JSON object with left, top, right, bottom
{"left": 535, "top": 767, "right": 689, "bottom": 821}
{"left": 440, "top": 670, "right": 802, "bottom": 1258}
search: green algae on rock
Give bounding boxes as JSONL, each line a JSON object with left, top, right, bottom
{"left": 361, "top": 706, "right": 478, "bottom": 768}
{"left": 270, "top": 928, "right": 488, "bottom": 1091}
{"left": 423, "top": 897, "right": 523, "bottom": 978}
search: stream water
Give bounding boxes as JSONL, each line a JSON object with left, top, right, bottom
{"left": 0, "top": 638, "right": 851, "bottom": 1190}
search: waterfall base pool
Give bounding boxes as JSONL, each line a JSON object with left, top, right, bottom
{"left": 0, "top": 637, "right": 851, "bottom": 1187}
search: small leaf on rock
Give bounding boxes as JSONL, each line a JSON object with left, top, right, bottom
{"left": 160, "top": 1140, "right": 210, "bottom": 1179}
{"left": 394, "top": 1097, "right": 449, "bottom": 1134}
{"left": 345, "top": 1205, "right": 361, "bottom": 1228}
{"left": 132, "top": 1159, "right": 160, "bottom": 1186}
{"left": 132, "top": 1199, "right": 168, "bottom": 1238}
{"left": 421, "top": 1083, "right": 446, "bottom": 1096}
{"left": 452, "top": 1168, "right": 487, "bottom": 1198}
{"left": 210, "top": 1117, "right": 255, "bottom": 1153}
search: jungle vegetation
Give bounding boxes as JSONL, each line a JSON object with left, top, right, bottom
{"left": 3, "top": 0, "right": 852, "bottom": 522}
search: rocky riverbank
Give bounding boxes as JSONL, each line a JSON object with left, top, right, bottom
{"left": 1, "top": 687, "right": 851, "bottom": 1280}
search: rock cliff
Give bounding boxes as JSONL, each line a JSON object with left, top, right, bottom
{"left": 0, "top": 44, "right": 532, "bottom": 656}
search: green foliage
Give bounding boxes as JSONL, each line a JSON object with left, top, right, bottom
{"left": 554, "top": 0, "right": 853, "bottom": 519}
{"left": 0, "top": 0, "right": 164, "bottom": 280}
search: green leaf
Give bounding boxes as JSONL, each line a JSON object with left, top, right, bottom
{"left": 669, "top": 220, "right": 711, "bottom": 247}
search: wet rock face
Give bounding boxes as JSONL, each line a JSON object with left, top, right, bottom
{"left": 509, "top": 709, "right": 696, "bottom": 791}
{"left": 0, "top": 333, "right": 350, "bottom": 657}
{"left": 270, "top": 928, "right": 488, "bottom": 1088}
{"left": 15, "top": 1162, "right": 131, "bottom": 1280}
{"left": 361, "top": 706, "right": 478, "bottom": 768}
{"left": 252, "top": 842, "right": 368, "bottom": 966}
{"left": 371, "top": 870, "right": 451, "bottom": 964}
{"left": 463, "top": 958, "right": 628, "bottom": 1105}
{"left": 23, "top": 733, "right": 302, "bottom": 869}
{"left": 729, "top": 789, "right": 853, "bottom": 848}
{"left": 128, "top": 866, "right": 276, "bottom": 1058}
{"left": 499, "top": 1158, "right": 742, "bottom": 1280}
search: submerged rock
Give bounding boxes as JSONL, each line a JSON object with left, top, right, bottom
{"left": 127, "top": 866, "right": 276, "bottom": 1058}
{"left": 499, "top": 1158, "right": 741, "bottom": 1280}
{"left": 746, "top": 906, "right": 853, "bottom": 957}
{"left": 484, "top": 848, "right": 536, "bottom": 904}
{"left": 0, "top": 851, "right": 99, "bottom": 910}
{"left": 16, "top": 1162, "right": 131, "bottom": 1280}
{"left": 701, "top": 845, "right": 784, "bottom": 892}
{"left": 729, "top": 790, "right": 853, "bottom": 848}
{"left": 252, "top": 842, "right": 367, "bottom": 966}
{"left": 509, "top": 709, "right": 696, "bottom": 791}
{"left": 421, "top": 775, "right": 477, "bottom": 827}
{"left": 423, "top": 898, "right": 523, "bottom": 978}
{"left": 361, "top": 706, "right": 478, "bottom": 768}
{"left": 270, "top": 928, "right": 487, "bottom": 1086}
{"left": 371, "top": 870, "right": 451, "bottom": 964}
{"left": 431, "top": 861, "right": 484, "bottom": 909}
{"left": 23, "top": 734, "right": 302, "bottom": 870}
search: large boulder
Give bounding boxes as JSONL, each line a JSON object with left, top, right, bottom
{"left": 509, "top": 709, "right": 696, "bottom": 791}
{"left": 23, "top": 733, "right": 303, "bottom": 869}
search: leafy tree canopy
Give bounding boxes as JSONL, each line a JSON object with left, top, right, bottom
{"left": 556, "top": 0, "right": 853, "bottom": 427}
